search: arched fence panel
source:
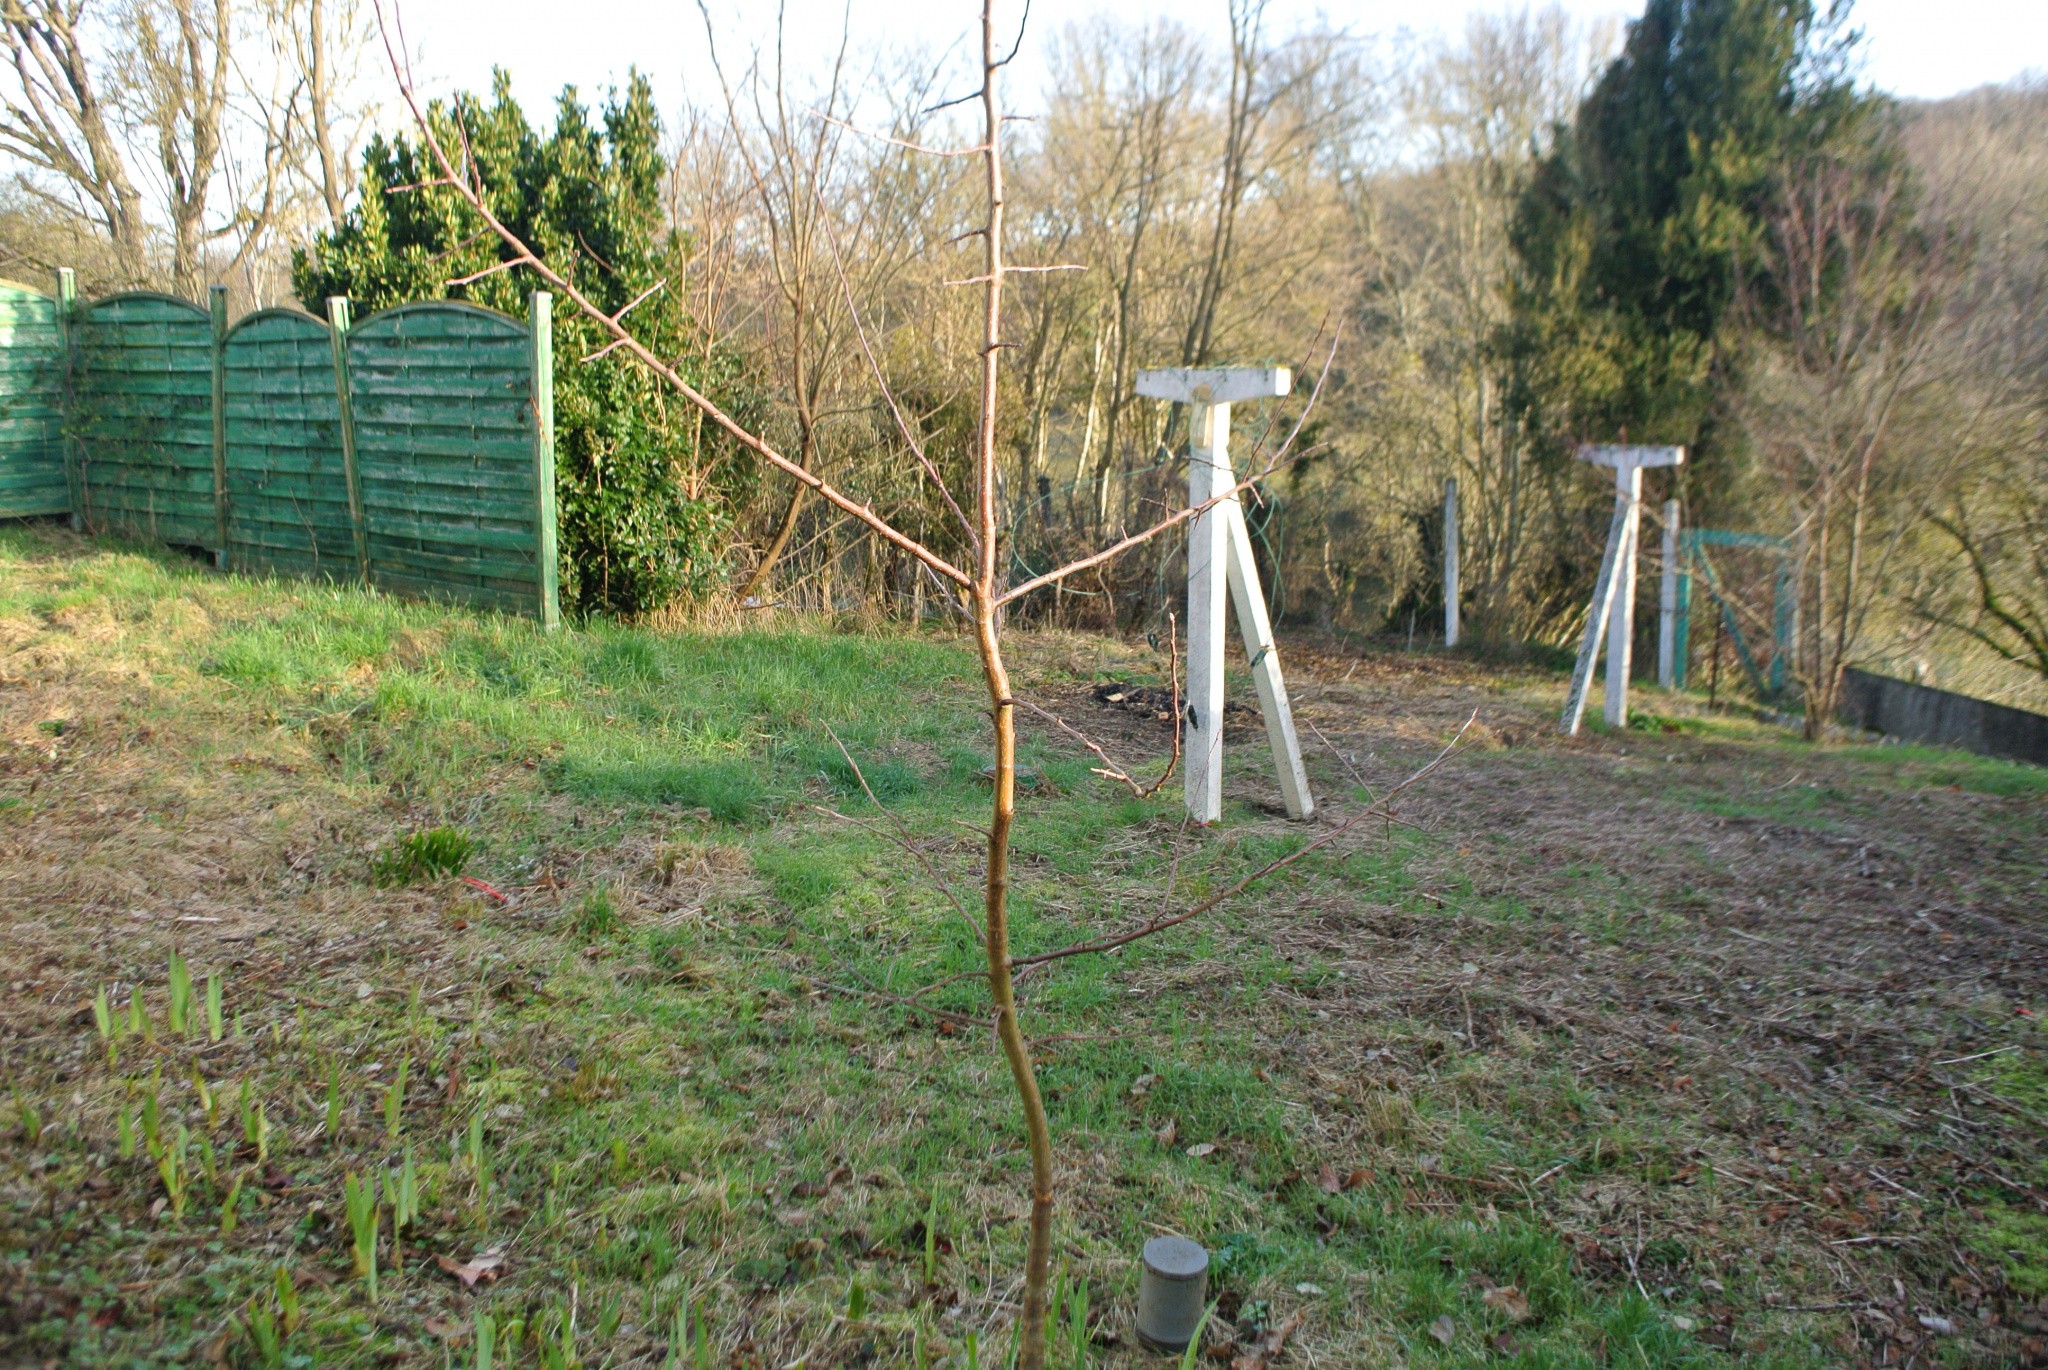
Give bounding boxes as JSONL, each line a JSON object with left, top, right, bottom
{"left": 0, "top": 280, "right": 67, "bottom": 519}
{"left": 222, "top": 309, "right": 355, "bottom": 582}
{"left": 0, "top": 274, "right": 557, "bottom": 625}
{"left": 72, "top": 292, "right": 217, "bottom": 548}
{"left": 345, "top": 303, "right": 546, "bottom": 616}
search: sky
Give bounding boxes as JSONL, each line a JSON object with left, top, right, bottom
{"left": 391, "top": 0, "right": 2048, "bottom": 120}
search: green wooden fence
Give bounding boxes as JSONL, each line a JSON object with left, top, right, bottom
{"left": 0, "top": 277, "right": 68, "bottom": 519}
{"left": 0, "top": 273, "right": 559, "bottom": 626}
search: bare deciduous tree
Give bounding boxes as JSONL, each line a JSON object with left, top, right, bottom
{"left": 1739, "top": 155, "right": 1962, "bottom": 735}
{"left": 3, "top": 0, "right": 373, "bottom": 295}
{"left": 1, "top": 0, "right": 152, "bottom": 278}
{"left": 694, "top": 7, "right": 955, "bottom": 605}
{"left": 278, "top": 0, "right": 373, "bottom": 225}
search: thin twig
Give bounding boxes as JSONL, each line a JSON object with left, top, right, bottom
{"left": 819, "top": 979, "right": 986, "bottom": 1029}
{"left": 606, "top": 277, "right": 667, "bottom": 325}
{"left": 806, "top": 109, "right": 985, "bottom": 157}
{"left": 446, "top": 253, "right": 535, "bottom": 287}
{"left": 943, "top": 264, "right": 1085, "bottom": 286}
{"left": 1306, "top": 718, "right": 1375, "bottom": 802}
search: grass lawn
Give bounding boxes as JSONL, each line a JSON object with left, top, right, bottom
{"left": 0, "top": 524, "right": 2042, "bottom": 1368}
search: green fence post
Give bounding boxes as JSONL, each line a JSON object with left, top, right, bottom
{"left": 54, "top": 268, "right": 80, "bottom": 531}
{"left": 1771, "top": 552, "right": 1795, "bottom": 701}
{"left": 325, "top": 297, "right": 371, "bottom": 586}
{"left": 209, "top": 285, "right": 229, "bottom": 566}
{"left": 1673, "top": 567, "right": 1692, "bottom": 691}
{"left": 529, "top": 291, "right": 560, "bottom": 630}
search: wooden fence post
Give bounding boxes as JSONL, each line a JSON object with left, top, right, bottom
{"left": 529, "top": 291, "right": 560, "bottom": 630}
{"left": 1443, "top": 476, "right": 1460, "bottom": 648}
{"left": 54, "top": 268, "right": 81, "bottom": 531}
{"left": 209, "top": 285, "right": 229, "bottom": 566}
{"left": 324, "top": 297, "right": 371, "bottom": 585}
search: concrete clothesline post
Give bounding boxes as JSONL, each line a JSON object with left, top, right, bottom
{"left": 1604, "top": 461, "right": 1642, "bottom": 728}
{"left": 1136, "top": 366, "right": 1314, "bottom": 825}
{"left": 1560, "top": 444, "right": 1685, "bottom": 735}
{"left": 1443, "top": 477, "right": 1460, "bottom": 649}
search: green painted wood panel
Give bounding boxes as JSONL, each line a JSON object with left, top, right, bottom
{"left": 0, "top": 282, "right": 68, "bottom": 517}
{"left": 222, "top": 309, "right": 356, "bottom": 581}
{"left": 346, "top": 302, "right": 541, "bottom": 614}
{"left": 73, "top": 293, "right": 217, "bottom": 548}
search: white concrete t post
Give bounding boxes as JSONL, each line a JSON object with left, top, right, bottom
{"left": 1560, "top": 445, "right": 1684, "bottom": 735}
{"left": 1605, "top": 461, "right": 1643, "bottom": 728}
{"left": 1185, "top": 397, "right": 1231, "bottom": 824}
{"left": 1136, "top": 366, "right": 1313, "bottom": 824}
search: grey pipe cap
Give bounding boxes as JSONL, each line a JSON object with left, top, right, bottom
{"left": 1136, "top": 1235, "right": 1209, "bottom": 1352}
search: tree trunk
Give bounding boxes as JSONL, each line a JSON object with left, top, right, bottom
{"left": 740, "top": 479, "right": 809, "bottom": 602}
{"left": 308, "top": 0, "right": 347, "bottom": 224}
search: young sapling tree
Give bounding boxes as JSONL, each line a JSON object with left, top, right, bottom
{"left": 369, "top": 1, "right": 1446, "bottom": 1359}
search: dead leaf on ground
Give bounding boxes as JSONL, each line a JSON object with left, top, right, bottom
{"left": 1482, "top": 1285, "right": 1532, "bottom": 1322}
{"left": 1429, "top": 1314, "right": 1455, "bottom": 1345}
{"left": 1155, "top": 1118, "right": 1178, "bottom": 1147}
{"left": 1186, "top": 1141, "right": 1218, "bottom": 1158}
{"left": 435, "top": 1247, "right": 507, "bottom": 1288}
{"left": 791, "top": 1163, "right": 852, "bottom": 1198}
{"left": 1130, "top": 1072, "right": 1158, "bottom": 1097}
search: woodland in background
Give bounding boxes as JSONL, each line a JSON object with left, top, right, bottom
{"left": 3, "top": 0, "right": 2045, "bottom": 715}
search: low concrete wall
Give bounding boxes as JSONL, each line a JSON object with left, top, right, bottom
{"left": 1839, "top": 668, "right": 2048, "bottom": 767}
